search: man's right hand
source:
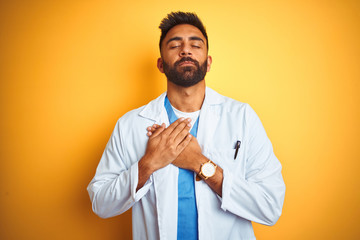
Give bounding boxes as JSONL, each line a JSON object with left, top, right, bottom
{"left": 136, "top": 118, "right": 192, "bottom": 191}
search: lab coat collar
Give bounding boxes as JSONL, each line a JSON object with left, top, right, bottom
{"left": 138, "top": 87, "right": 225, "bottom": 122}
{"left": 203, "top": 86, "right": 225, "bottom": 106}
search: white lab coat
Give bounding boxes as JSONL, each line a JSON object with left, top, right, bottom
{"left": 87, "top": 87, "right": 285, "bottom": 240}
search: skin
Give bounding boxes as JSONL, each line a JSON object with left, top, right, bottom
{"left": 137, "top": 24, "right": 223, "bottom": 197}
{"left": 137, "top": 118, "right": 193, "bottom": 190}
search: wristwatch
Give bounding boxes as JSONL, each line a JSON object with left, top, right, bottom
{"left": 198, "top": 160, "right": 217, "bottom": 180}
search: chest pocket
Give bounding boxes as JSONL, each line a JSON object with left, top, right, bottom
{"left": 203, "top": 146, "right": 246, "bottom": 180}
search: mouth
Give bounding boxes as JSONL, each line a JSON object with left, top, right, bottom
{"left": 178, "top": 61, "right": 196, "bottom": 66}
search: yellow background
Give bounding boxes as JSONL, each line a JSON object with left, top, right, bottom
{"left": 1, "top": 0, "right": 359, "bottom": 239}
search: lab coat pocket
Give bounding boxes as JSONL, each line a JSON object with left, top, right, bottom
{"left": 205, "top": 148, "right": 245, "bottom": 179}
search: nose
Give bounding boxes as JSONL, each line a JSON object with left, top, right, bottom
{"left": 179, "top": 44, "right": 192, "bottom": 57}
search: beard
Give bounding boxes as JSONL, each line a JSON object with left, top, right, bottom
{"left": 163, "top": 57, "right": 208, "bottom": 88}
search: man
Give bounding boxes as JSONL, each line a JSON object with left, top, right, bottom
{"left": 87, "top": 11, "right": 285, "bottom": 240}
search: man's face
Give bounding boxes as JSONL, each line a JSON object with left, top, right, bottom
{"left": 158, "top": 24, "right": 212, "bottom": 87}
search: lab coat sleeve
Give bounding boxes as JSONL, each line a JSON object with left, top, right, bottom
{"left": 220, "top": 104, "right": 285, "bottom": 226}
{"left": 87, "top": 119, "right": 152, "bottom": 218}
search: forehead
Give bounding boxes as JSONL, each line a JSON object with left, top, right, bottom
{"left": 163, "top": 24, "right": 206, "bottom": 43}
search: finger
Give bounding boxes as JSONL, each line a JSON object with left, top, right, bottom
{"left": 176, "top": 134, "right": 192, "bottom": 152}
{"left": 151, "top": 124, "right": 161, "bottom": 130}
{"left": 167, "top": 118, "right": 191, "bottom": 141}
{"left": 147, "top": 124, "right": 162, "bottom": 136}
{"left": 173, "top": 122, "right": 192, "bottom": 145}
{"left": 146, "top": 126, "right": 155, "bottom": 136}
{"left": 162, "top": 117, "right": 187, "bottom": 136}
{"left": 150, "top": 123, "right": 166, "bottom": 138}
{"left": 147, "top": 124, "right": 160, "bottom": 131}
{"left": 151, "top": 124, "right": 161, "bottom": 132}
{"left": 146, "top": 129, "right": 159, "bottom": 136}
{"left": 147, "top": 127, "right": 154, "bottom": 134}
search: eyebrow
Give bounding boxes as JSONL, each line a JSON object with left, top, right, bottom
{"left": 189, "top": 36, "right": 204, "bottom": 43}
{"left": 166, "top": 36, "right": 205, "bottom": 45}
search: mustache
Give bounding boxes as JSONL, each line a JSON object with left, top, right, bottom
{"left": 174, "top": 57, "right": 199, "bottom": 67}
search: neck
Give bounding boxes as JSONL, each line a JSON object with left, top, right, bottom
{"left": 166, "top": 80, "right": 206, "bottom": 112}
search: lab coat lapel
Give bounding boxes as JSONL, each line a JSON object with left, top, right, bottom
{"left": 197, "top": 87, "right": 223, "bottom": 149}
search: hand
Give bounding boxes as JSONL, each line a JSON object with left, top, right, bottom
{"left": 142, "top": 118, "right": 192, "bottom": 172}
{"left": 172, "top": 136, "right": 204, "bottom": 172}
{"left": 145, "top": 122, "right": 224, "bottom": 196}
{"left": 146, "top": 123, "right": 205, "bottom": 173}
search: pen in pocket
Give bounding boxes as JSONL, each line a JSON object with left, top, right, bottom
{"left": 234, "top": 140, "right": 241, "bottom": 160}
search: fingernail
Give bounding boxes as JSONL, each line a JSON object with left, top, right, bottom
{"left": 187, "top": 123, "right": 191, "bottom": 128}
{"left": 187, "top": 118, "right": 191, "bottom": 122}
{"left": 180, "top": 117, "right": 185, "bottom": 121}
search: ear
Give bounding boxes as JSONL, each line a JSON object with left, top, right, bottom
{"left": 157, "top": 58, "right": 164, "bottom": 73}
{"left": 206, "top": 55, "right": 212, "bottom": 72}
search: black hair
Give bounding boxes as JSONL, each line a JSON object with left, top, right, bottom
{"left": 159, "top": 11, "right": 209, "bottom": 52}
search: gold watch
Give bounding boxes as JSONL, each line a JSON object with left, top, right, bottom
{"left": 198, "top": 160, "right": 217, "bottom": 180}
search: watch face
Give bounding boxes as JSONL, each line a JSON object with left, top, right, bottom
{"left": 202, "top": 162, "right": 216, "bottom": 177}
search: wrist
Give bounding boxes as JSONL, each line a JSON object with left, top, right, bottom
{"left": 137, "top": 155, "right": 156, "bottom": 191}
{"left": 193, "top": 154, "right": 209, "bottom": 174}
{"left": 139, "top": 154, "right": 156, "bottom": 175}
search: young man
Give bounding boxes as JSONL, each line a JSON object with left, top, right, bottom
{"left": 88, "top": 11, "right": 285, "bottom": 240}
